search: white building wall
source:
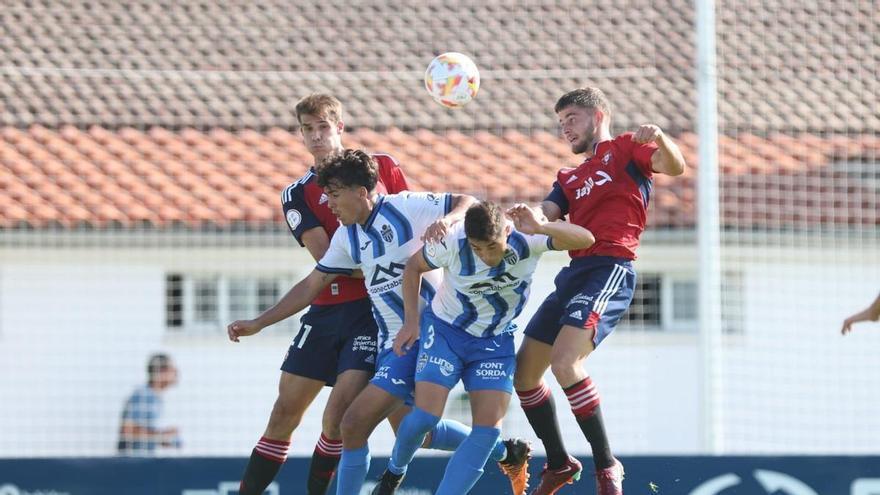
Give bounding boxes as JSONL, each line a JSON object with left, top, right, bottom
{"left": 1, "top": 241, "right": 878, "bottom": 457}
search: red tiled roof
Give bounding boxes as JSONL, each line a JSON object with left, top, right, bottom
{"left": 1, "top": 126, "right": 877, "bottom": 231}
{"left": 0, "top": 1, "right": 877, "bottom": 133}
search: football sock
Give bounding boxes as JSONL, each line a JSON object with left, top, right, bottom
{"left": 389, "top": 407, "right": 439, "bottom": 476}
{"left": 336, "top": 446, "right": 370, "bottom": 495}
{"left": 435, "top": 425, "right": 501, "bottom": 495}
{"left": 518, "top": 381, "right": 568, "bottom": 469}
{"left": 239, "top": 436, "right": 290, "bottom": 495}
{"left": 307, "top": 433, "right": 343, "bottom": 494}
{"left": 564, "top": 376, "right": 614, "bottom": 469}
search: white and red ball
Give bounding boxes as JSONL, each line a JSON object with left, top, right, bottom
{"left": 424, "top": 52, "right": 480, "bottom": 109}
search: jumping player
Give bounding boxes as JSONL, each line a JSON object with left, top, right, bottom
{"left": 234, "top": 94, "right": 408, "bottom": 495}
{"left": 228, "top": 150, "right": 526, "bottom": 495}
{"left": 384, "top": 202, "right": 594, "bottom": 495}
{"left": 514, "top": 87, "right": 686, "bottom": 495}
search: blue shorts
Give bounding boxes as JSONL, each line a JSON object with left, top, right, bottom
{"left": 281, "top": 298, "right": 378, "bottom": 386}
{"left": 415, "top": 311, "right": 516, "bottom": 394}
{"left": 370, "top": 346, "right": 419, "bottom": 406}
{"left": 524, "top": 256, "right": 636, "bottom": 347}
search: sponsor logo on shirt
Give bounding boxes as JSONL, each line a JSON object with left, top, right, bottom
{"left": 370, "top": 262, "right": 406, "bottom": 288}
{"left": 475, "top": 361, "right": 508, "bottom": 379}
{"left": 574, "top": 171, "right": 613, "bottom": 200}
{"left": 427, "top": 355, "right": 455, "bottom": 377}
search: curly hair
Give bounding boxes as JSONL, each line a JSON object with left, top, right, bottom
{"left": 316, "top": 149, "right": 379, "bottom": 192}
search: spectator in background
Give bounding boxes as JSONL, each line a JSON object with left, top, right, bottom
{"left": 117, "top": 353, "right": 181, "bottom": 455}
{"left": 841, "top": 292, "right": 880, "bottom": 335}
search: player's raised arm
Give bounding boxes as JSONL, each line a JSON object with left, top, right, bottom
{"left": 841, "top": 292, "right": 880, "bottom": 335}
{"left": 508, "top": 203, "right": 595, "bottom": 251}
{"left": 422, "top": 193, "right": 478, "bottom": 243}
{"left": 393, "top": 250, "right": 435, "bottom": 356}
{"left": 227, "top": 269, "right": 339, "bottom": 342}
{"left": 632, "top": 124, "right": 686, "bottom": 176}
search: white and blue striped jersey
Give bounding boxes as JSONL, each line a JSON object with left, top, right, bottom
{"left": 316, "top": 192, "right": 450, "bottom": 349}
{"left": 422, "top": 222, "right": 556, "bottom": 338}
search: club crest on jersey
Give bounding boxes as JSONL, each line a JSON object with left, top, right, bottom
{"left": 601, "top": 151, "right": 613, "bottom": 166}
{"left": 380, "top": 224, "right": 394, "bottom": 243}
{"left": 319, "top": 193, "right": 328, "bottom": 205}
{"left": 416, "top": 352, "right": 429, "bottom": 373}
{"left": 503, "top": 249, "right": 518, "bottom": 265}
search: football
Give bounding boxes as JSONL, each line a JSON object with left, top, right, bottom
{"left": 424, "top": 52, "right": 480, "bottom": 109}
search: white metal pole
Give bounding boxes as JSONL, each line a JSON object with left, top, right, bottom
{"left": 695, "top": 0, "right": 724, "bottom": 454}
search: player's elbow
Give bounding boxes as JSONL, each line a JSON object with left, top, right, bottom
{"left": 665, "top": 158, "right": 686, "bottom": 176}
{"left": 557, "top": 229, "right": 594, "bottom": 251}
{"left": 580, "top": 230, "right": 596, "bottom": 249}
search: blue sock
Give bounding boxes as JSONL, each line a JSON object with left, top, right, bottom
{"left": 427, "top": 419, "right": 470, "bottom": 452}
{"left": 389, "top": 407, "right": 440, "bottom": 475}
{"left": 428, "top": 419, "right": 506, "bottom": 462}
{"left": 336, "top": 446, "right": 370, "bottom": 495}
{"left": 435, "top": 425, "right": 501, "bottom": 495}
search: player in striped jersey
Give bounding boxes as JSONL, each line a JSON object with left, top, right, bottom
{"left": 232, "top": 94, "right": 408, "bottom": 495}
{"left": 229, "top": 150, "right": 527, "bottom": 495}
{"left": 380, "top": 202, "right": 594, "bottom": 495}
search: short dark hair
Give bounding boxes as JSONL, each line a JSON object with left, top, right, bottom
{"left": 147, "top": 353, "right": 171, "bottom": 383}
{"left": 295, "top": 93, "right": 342, "bottom": 124}
{"left": 464, "top": 201, "right": 505, "bottom": 242}
{"left": 554, "top": 87, "right": 611, "bottom": 117}
{"left": 316, "top": 149, "right": 379, "bottom": 192}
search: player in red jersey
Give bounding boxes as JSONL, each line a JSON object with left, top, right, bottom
{"left": 234, "top": 94, "right": 409, "bottom": 495}
{"left": 513, "top": 87, "right": 685, "bottom": 495}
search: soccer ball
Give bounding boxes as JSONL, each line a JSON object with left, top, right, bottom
{"left": 424, "top": 52, "right": 480, "bottom": 109}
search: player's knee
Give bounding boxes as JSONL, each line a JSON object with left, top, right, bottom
{"left": 321, "top": 414, "right": 343, "bottom": 439}
{"left": 269, "top": 397, "right": 306, "bottom": 430}
{"left": 550, "top": 355, "right": 581, "bottom": 385}
{"left": 513, "top": 366, "right": 541, "bottom": 391}
{"left": 340, "top": 408, "right": 364, "bottom": 444}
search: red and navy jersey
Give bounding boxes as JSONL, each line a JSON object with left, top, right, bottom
{"left": 282, "top": 153, "right": 409, "bottom": 305}
{"left": 544, "top": 133, "right": 657, "bottom": 260}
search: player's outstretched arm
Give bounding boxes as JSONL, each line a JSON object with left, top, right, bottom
{"left": 841, "top": 292, "right": 880, "bottom": 335}
{"left": 227, "top": 269, "right": 338, "bottom": 342}
{"left": 423, "top": 193, "right": 478, "bottom": 243}
{"left": 632, "top": 124, "right": 686, "bottom": 176}
{"left": 508, "top": 203, "right": 595, "bottom": 251}
{"left": 393, "top": 251, "right": 434, "bottom": 356}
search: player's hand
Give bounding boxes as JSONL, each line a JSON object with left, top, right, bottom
{"left": 506, "top": 203, "right": 544, "bottom": 235}
{"left": 393, "top": 321, "right": 420, "bottom": 356}
{"left": 227, "top": 319, "right": 264, "bottom": 342}
{"left": 632, "top": 124, "right": 664, "bottom": 144}
{"left": 422, "top": 218, "right": 452, "bottom": 243}
{"left": 841, "top": 316, "right": 857, "bottom": 335}
{"left": 841, "top": 309, "right": 876, "bottom": 335}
